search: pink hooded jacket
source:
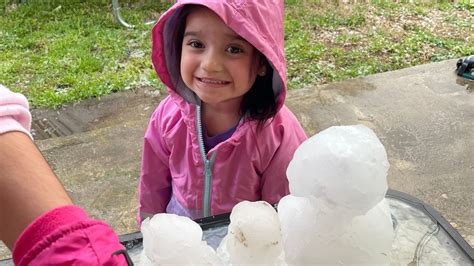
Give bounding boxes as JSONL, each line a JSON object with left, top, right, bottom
{"left": 138, "top": 0, "right": 307, "bottom": 221}
{"left": 0, "top": 85, "right": 128, "bottom": 265}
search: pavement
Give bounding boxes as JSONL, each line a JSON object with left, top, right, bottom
{"left": 1, "top": 59, "right": 472, "bottom": 259}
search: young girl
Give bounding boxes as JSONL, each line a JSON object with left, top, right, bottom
{"left": 138, "top": 0, "right": 307, "bottom": 222}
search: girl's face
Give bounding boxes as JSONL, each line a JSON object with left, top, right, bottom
{"left": 180, "top": 7, "right": 265, "bottom": 108}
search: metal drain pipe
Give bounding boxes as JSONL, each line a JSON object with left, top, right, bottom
{"left": 111, "top": 0, "right": 134, "bottom": 28}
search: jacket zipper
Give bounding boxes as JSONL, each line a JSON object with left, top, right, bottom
{"left": 196, "top": 105, "right": 218, "bottom": 217}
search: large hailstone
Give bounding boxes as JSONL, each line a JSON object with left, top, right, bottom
{"left": 140, "top": 213, "right": 219, "bottom": 265}
{"left": 287, "top": 124, "right": 389, "bottom": 215}
{"left": 280, "top": 125, "right": 394, "bottom": 265}
{"left": 216, "top": 201, "right": 286, "bottom": 265}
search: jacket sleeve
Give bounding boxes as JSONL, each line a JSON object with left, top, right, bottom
{"left": 260, "top": 108, "right": 307, "bottom": 205}
{"left": 0, "top": 84, "right": 32, "bottom": 139}
{"left": 13, "top": 205, "right": 128, "bottom": 266}
{"left": 138, "top": 102, "right": 172, "bottom": 223}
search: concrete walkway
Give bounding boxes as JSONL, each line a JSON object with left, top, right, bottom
{"left": 1, "top": 59, "right": 472, "bottom": 259}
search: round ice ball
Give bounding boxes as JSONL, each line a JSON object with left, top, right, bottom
{"left": 287, "top": 125, "right": 389, "bottom": 215}
{"left": 228, "top": 201, "right": 282, "bottom": 249}
{"left": 141, "top": 213, "right": 205, "bottom": 263}
{"left": 219, "top": 201, "right": 284, "bottom": 264}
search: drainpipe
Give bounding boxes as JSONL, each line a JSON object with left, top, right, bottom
{"left": 111, "top": 0, "right": 134, "bottom": 28}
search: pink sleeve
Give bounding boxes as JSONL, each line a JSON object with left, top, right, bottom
{"left": 138, "top": 105, "right": 172, "bottom": 224}
{"left": 0, "top": 84, "right": 32, "bottom": 139}
{"left": 13, "top": 205, "right": 129, "bottom": 266}
{"left": 260, "top": 108, "right": 307, "bottom": 204}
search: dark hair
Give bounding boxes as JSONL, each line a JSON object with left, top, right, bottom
{"left": 171, "top": 5, "right": 278, "bottom": 129}
{"left": 240, "top": 63, "right": 277, "bottom": 129}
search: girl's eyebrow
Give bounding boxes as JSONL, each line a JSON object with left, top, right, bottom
{"left": 225, "top": 34, "right": 246, "bottom": 42}
{"left": 183, "top": 31, "right": 199, "bottom": 37}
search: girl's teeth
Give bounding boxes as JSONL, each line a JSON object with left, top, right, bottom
{"left": 201, "top": 78, "right": 226, "bottom": 84}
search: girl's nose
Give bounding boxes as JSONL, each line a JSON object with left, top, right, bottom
{"left": 201, "top": 50, "right": 223, "bottom": 73}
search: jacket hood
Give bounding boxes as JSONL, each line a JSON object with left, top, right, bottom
{"left": 151, "top": 0, "right": 287, "bottom": 111}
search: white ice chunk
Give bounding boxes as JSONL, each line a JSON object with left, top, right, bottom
{"left": 279, "top": 196, "right": 393, "bottom": 265}
{"left": 140, "top": 213, "right": 219, "bottom": 265}
{"left": 278, "top": 195, "right": 319, "bottom": 264}
{"left": 280, "top": 125, "right": 393, "bottom": 265}
{"left": 308, "top": 199, "right": 393, "bottom": 265}
{"left": 287, "top": 125, "right": 389, "bottom": 215}
{"left": 217, "top": 201, "right": 286, "bottom": 265}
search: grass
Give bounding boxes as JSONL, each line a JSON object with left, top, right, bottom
{"left": 284, "top": 1, "right": 473, "bottom": 89}
{"left": 1, "top": 0, "right": 170, "bottom": 107}
{"left": 1, "top": 0, "right": 473, "bottom": 108}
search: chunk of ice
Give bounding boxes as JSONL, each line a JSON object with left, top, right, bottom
{"left": 287, "top": 125, "right": 389, "bottom": 215}
{"left": 217, "top": 201, "right": 286, "bottom": 265}
{"left": 279, "top": 199, "right": 393, "bottom": 265}
{"left": 280, "top": 125, "right": 393, "bottom": 264}
{"left": 140, "top": 213, "right": 219, "bottom": 265}
{"left": 278, "top": 195, "right": 318, "bottom": 264}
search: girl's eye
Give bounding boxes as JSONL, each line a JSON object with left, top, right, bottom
{"left": 227, "top": 46, "right": 243, "bottom": 54}
{"left": 188, "top": 41, "right": 204, "bottom": 49}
